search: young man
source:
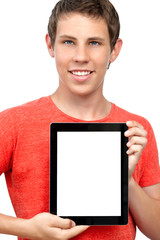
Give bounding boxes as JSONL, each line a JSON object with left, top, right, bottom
{"left": 0, "top": 0, "right": 160, "bottom": 239}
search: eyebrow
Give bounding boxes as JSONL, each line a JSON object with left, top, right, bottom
{"left": 59, "top": 35, "right": 105, "bottom": 42}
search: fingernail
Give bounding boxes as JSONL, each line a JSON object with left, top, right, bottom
{"left": 72, "top": 221, "right": 76, "bottom": 227}
{"left": 126, "top": 150, "right": 129, "bottom": 154}
{"left": 124, "top": 130, "right": 129, "bottom": 136}
{"left": 127, "top": 141, "right": 130, "bottom": 147}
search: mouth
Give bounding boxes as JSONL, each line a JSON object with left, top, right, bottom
{"left": 69, "top": 70, "right": 94, "bottom": 76}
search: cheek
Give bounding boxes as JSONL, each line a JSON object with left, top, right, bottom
{"left": 94, "top": 51, "right": 110, "bottom": 71}
{"left": 98, "top": 60, "right": 109, "bottom": 76}
{"left": 55, "top": 54, "right": 68, "bottom": 75}
{"left": 55, "top": 48, "right": 72, "bottom": 71}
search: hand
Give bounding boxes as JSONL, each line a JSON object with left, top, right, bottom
{"left": 125, "top": 121, "right": 147, "bottom": 180}
{"left": 26, "top": 212, "right": 89, "bottom": 240}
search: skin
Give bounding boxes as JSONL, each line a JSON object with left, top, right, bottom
{"left": 0, "top": 12, "right": 159, "bottom": 240}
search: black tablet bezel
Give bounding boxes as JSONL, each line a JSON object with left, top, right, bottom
{"left": 50, "top": 123, "right": 128, "bottom": 225}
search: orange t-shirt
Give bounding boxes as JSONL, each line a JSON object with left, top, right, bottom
{"left": 0, "top": 96, "right": 160, "bottom": 240}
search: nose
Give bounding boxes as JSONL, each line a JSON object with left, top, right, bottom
{"left": 72, "top": 44, "right": 90, "bottom": 63}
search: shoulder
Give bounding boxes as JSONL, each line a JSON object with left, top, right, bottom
{"left": 0, "top": 97, "right": 51, "bottom": 132}
{"left": 112, "top": 103, "right": 152, "bottom": 131}
{"left": 0, "top": 96, "right": 50, "bottom": 118}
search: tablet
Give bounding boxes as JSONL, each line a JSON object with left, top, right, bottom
{"left": 50, "top": 123, "right": 128, "bottom": 225}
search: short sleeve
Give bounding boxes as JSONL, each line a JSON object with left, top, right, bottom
{"left": 139, "top": 121, "right": 160, "bottom": 187}
{"left": 0, "top": 108, "right": 16, "bottom": 175}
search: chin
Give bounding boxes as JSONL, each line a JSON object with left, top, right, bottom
{"left": 70, "top": 87, "right": 98, "bottom": 98}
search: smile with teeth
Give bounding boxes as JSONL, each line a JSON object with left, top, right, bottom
{"left": 70, "top": 71, "right": 93, "bottom": 76}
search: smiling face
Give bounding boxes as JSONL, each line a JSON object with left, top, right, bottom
{"left": 46, "top": 13, "right": 122, "bottom": 97}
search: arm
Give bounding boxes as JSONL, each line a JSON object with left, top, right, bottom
{"left": 125, "top": 121, "right": 160, "bottom": 240}
{"left": 129, "top": 179, "right": 160, "bottom": 240}
{"left": 0, "top": 212, "right": 89, "bottom": 240}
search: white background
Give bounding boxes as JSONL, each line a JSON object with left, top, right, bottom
{"left": 0, "top": 0, "right": 159, "bottom": 239}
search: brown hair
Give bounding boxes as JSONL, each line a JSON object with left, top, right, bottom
{"left": 48, "top": 0, "right": 120, "bottom": 51}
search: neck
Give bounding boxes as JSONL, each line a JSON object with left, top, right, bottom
{"left": 51, "top": 86, "right": 111, "bottom": 121}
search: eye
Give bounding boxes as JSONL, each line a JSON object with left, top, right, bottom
{"left": 90, "top": 41, "right": 100, "bottom": 46}
{"left": 64, "top": 40, "right": 74, "bottom": 45}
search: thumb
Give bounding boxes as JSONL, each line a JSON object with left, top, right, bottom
{"left": 50, "top": 215, "right": 75, "bottom": 229}
{"left": 63, "top": 225, "right": 90, "bottom": 239}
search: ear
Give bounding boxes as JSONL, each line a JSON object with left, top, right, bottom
{"left": 45, "top": 33, "right": 54, "bottom": 58}
{"left": 109, "top": 38, "right": 123, "bottom": 63}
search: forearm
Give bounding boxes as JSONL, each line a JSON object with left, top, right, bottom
{"left": 0, "top": 213, "right": 30, "bottom": 238}
{"left": 0, "top": 212, "right": 89, "bottom": 240}
{"left": 129, "top": 178, "right": 160, "bottom": 240}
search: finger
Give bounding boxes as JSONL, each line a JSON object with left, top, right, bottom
{"left": 127, "top": 144, "right": 143, "bottom": 155}
{"left": 49, "top": 215, "right": 75, "bottom": 229}
{"left": 127, "top": 136, "right": 148, "bottom": 147}
{"left": 125, "top": 127, "right": 147, "bottom": 138}
{"left": 126, "top": 121, "right": 144, "bottom": 129}
{"left": 61, "top": 225, "right": 89, "bottom": 239}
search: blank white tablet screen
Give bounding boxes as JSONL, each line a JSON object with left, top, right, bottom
{"left": 57, "top": 131, "right": 121, "bottom": 216}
